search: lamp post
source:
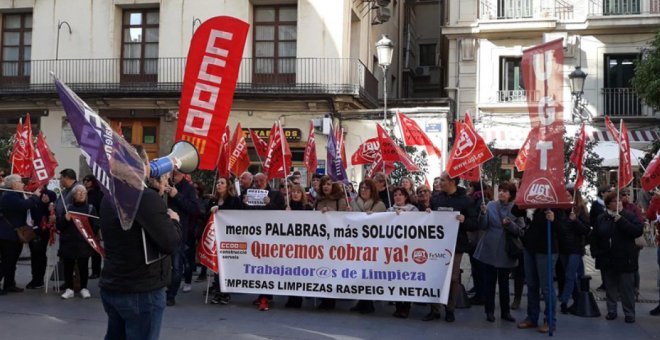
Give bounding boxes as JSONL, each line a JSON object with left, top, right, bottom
{"left": 376, "top": 34, "right": 394, "bottom": 128}
{"left": 569, "top": 66, "right": 588, "bottom": 121}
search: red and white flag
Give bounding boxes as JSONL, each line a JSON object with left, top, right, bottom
{"left": 216, "top": 125, "right": 231, "bottom": 178}
{"left": 10, "top": 118, "right": 32, "bottom": 178}
{"left": 446, "top": 120, "right": 493, "bottom": 178}
{"left": 248, "top": 128, "right": 269, "bottom": 164}
{"left": 335, "top": 123, "right": 348, "bottom": 170}
{"left": 197, "top": 214, "right": 219, "bottom": 273}
{"left": 397, "top": 112, "right": 442, "bottom": 157}
{"left": 303, "top": 121, "right": 318, "bottom": 176}
{"left": 27, "top": 132, "right": 59, "bottom": 190}
{"left": 641, "top": 148, "right": 660, "bottom": 191}
{"left": 69, "top": 212, "right": 104, "bottom": 257}
{"left": 604, "top": 116, "right": 620, "bottom": 143}
{"left": 570, "top": 123, "right": 587, "bottom": 190}
{"left": 514, "top": 39, "right": 572, "bottom": 209}
{"left": 23, "top": 114, "right": 35, "bottom": 174}
{"left": 351, "top": 138, "right": 381, "bottom": 165}
{"left": 228, "top": 123, "right": 250, "bottom": 176}
{"left": 459, "top": 112, "right": 482, "bottom": 182}
{"left": 175, "top": 16, "right": 249, "bottom": 170}
{"left": 376, "top": 124, "right": 419, "bottom": 172}
{"left": 263, "top": 122, "right": 292, "bottom": 179}
{"left": 618, "top": 120, "right": 633, "bottom": 188}
{"left": 514, "top": 131, "right": 533, "bottom": 172}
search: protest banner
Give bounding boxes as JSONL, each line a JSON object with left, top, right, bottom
{"left": 214, "top": 210, "right": 459, "bottom": 303}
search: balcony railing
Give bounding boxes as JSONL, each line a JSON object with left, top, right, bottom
{"left": 0, "top": 57, "right": 378, "bottom": 107}
{"left": 496, "top": 90, "right": 539, "bottom": 103}
{"left": 602, "top": 87, "right": 654, "bottom": 116}
{"left": 479, "top": 0, "right": 574, "bottom": 20}
{"left": 588, "top": 0, "right": 660, "bottom": 16}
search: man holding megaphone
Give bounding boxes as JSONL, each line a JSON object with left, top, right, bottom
{"left": 99, "top": 145, "right": 182, "bottom": 340}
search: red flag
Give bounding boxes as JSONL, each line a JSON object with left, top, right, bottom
{"left": 365, "top": 154, "right": 396, "bottom": 178}
{"left": 303, "top": 121, "right": 318, "bottom": 175}
{"left": 116, "top": 122, "right": 125, "bottom": 138}
{"left": 514, "top": 131, "right": 533, "bottom": 172}
{"left": 263, "top": 122, "right": 292, "bottom": 179}
{"left": 397, "top": 112, "right": 442, "bottom": 157}
{"left": 175, "top": 17, "right": 250, "bottom": 170}
{"left": 604, "top": 116, "right": 620, "bottom": 143}
{"left": 27, "top": 132, "right": 59, "bottom": 190}
{"left": 334, "top": 123, "right": 348, "bottom": 170}
{"left": 460, "top": 166, "right": 481, "bottom": 182}
{"left": 10, "top": 118, "right": 33, "bottom": 178}
{"left": 618, "top": 120, "right": 633, "bottom": 188}
{"left": 570, "top": 123, "right": 587, "bottom": 190}
{"left": 641, "top": 148, "right": 660, "bottom": 191}
{"left": 351, "top": 138, "right": 381, "bottom": 165}
{"left": 376, "top": 124, "right": 419, "bottom": 171}
{"left": 446, "top": 120, "right": 493, "bottom": 178}
{"left": 197, "top": 214, "right": 219, "bottom": 273}
{"left": 69, "top": 212, "right": 104, "bottom": 257}
{"left": 216, "top": 125, "right": 231, "bottom": 178}
{"left": 23, "top": 114, "right": 35, "bottom": 174}
{"left": 248, "top": 128, "right": 269, "bottom": 163}
{"left": 228, "top": 123, "right": 250, "bottom": 176}
{"left": 514, "top": 39, "right": 572, "bottom": 209}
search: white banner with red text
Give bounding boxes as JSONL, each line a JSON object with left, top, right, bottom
{"left": 215, "top": 210, "right": 459, "bottom": 303}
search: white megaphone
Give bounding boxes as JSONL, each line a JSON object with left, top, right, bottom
{"left": 149, "top": 141, "right": 200, "bottom": 178}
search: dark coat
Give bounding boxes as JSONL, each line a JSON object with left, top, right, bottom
{"left": 57, "top": 202, "right": 99, "bottom": 259}
{"left": 289, "top": 201, "right": 312, "bottom": 211}
{"left": 590, "top": 210, "right": 643, "bottom": 273}
{"left": 558, "top": 209, "right": 591, "bottom": 255}
{"left": 430, "top": 187, "right": 479, "bottom": 254}
{"left": 522, "top": 209, "right": 562, "bottom": 254}
{"left": 589, "top": 200, "right": 606, "bottom": 229}
{"left": 29, "top": 189, "right": 57, "bottom": 238}
{"left": 99, "top": 187, "right": 181, "bottom": 293}
{"left": 0, "top": 192, "right": 39, "bottom": 241}
{"left": 168, "top": 179, "right": 200, "bottom": 245}
{"left": 241, "top": 185, "right": 285, "bottom": 210}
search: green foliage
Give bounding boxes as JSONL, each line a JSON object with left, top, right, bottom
{"left": 563, "top": 134, "right": 603, "bottom": 192}
{"left": 632, "top": 30, "right": 660, "bottom": 110}
{"left": 0, "top": 130, "right": 13, "bottom": 172}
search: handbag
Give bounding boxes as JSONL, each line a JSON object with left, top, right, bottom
{"left": 505, "top": 230, "right": 524, "bottom": 258}
{"left": 3, "top": 215, "right": 36, "bottom": 244}
{"left": 16, "top": 225, "right": 37, "bottom": 244}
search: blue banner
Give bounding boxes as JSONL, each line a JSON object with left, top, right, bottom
{"left": 326, "top": 126, "right": 348, "bottom": 183}
{"left": 54, "top": 77, "right": 145, "bottom": 230}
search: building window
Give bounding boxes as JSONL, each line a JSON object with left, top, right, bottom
{"left": 603, "top": 54, "right": 641, "bottom": 116}
{"left": 1, "top": 13, "right": 32, "bottom": 83}
{"left": 419, "top": 44, "right": 436, "bottom": 66}
{"left": 604, "top": 0, "right": 640, "bottom": 15}
{"left": 497, "top": 0, "right": 533, "bottom": 19}
{"left": 253, "top": 5, "right": 297, "bottom": 84}
{"left": 121, "top": 9, "right": 159, "bottom": 83}
{"left": 498, "top": 57, "right": 527, "bottom": 102}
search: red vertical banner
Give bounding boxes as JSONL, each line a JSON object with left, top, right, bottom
{"left": 197, "top": 215, "right": 219, "bottom": 273}
{"left": 515, "top": 39, "right": 572, "bottom": 209}
{"left": 228, "top": 123, "right": 250, "bottom": 176}
{"left": 514, "top": 131, "right": 532, "bottom": 172}
{"left": 618, "top": 120, "right": 633, "bottom": 188}
{"left": 28, "top": 132, "right": 59, "bottom": 190}
{"left": 175, "top": 17, "right": 250, "bottom": 170}
{"left": 570, "top": 123, "right": 587, "bottom": 190}
{"left": 303, "top": 121, "right": 318, "bottom": 176}
{"left": 216, "top": 126, "right": 231, "bottom": 178}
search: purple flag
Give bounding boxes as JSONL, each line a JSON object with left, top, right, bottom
{"left": 326, "top": 126, "right": 348, "bottom": 183}
{"left": 54, "top": 77, "right": 145, "bottom": 230}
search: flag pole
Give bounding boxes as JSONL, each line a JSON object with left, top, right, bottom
{"left": 478, "top": 165, "right": 485, "bottom": 206}
{"left": 279, "top": 120, "right": 290, "bottom": 208}
{"left": 382, "top": 162, "right": 392, "bottom": 205}
{"left": 0, "top": 187, "right": 39, "bottom": 196}
{"left": 616, "top": 119, "right": 622, "bottom": 215}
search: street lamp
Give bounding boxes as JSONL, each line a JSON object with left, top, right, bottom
{"left": 569, "top": 66, "right": 588, "bottom": 121}
{"left": 376, "top": 34, "right": 394, "bottom": 127}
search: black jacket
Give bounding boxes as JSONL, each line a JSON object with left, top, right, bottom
{"left": 241, "top": 186, "right": 285, "bottom": 210}
{"left": 589, "top": 200, "right": 606, "bottom": 229}
{"left": 57, "top": 202, "right": 99, "bottom": 259}
{"left": 289, "top": 201, "right": 312, "bottom": 211}
{"left": 431, "top": 187, "right": 478, "bottom": 254}
{"left": 99, "top": 187, "right": 181, "bottom": 293}
{"left": 168, "top": 179, "right": 200, "bottom": 245}
{"left": 558, "top": 209, "right": 591, "bottom": 255}
{"left": 523, "top": 209, "right": 562, "bottom": 254}
{"left": 0, "top": 192, "right": 39, "bottom": 241}
{"left": 590, "top": 210, "right": 643, "bottom": 273}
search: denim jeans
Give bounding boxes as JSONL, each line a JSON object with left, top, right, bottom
{"left": 523, "top": 249, "right": 557, "bottom": 326}
{"left": 559, "top": 254, "right": 583, "bottom": 304}
{"left": 166, "top": 245, "right": 186, "bottom": 300}
{"left": 100, "top": 288, "right": 166, "bottom": 340}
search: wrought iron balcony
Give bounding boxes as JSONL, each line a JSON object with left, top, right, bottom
{"left": 479, "top": 0, "right": 574, "bottom": 20}
{"left": 0, "top": 57, "right": 378, "bottom": 107}
{"left": 496, "top": 89, "right": 539, "bottom": 103}
{"left": 601, "top": 87, "right": 655, "bottom": 117}
{"left": 588, "top": 0, "right": 660, "bottom": 16}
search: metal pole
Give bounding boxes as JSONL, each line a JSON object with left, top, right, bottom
{"left": 383, "top": 65, "right": 388, "bottom": 128}
{"left": 547, "top": 218, "right": 554, "bottom": 337}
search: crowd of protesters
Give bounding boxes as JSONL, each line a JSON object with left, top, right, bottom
{"left": 0, "top": 165, "right": 659, "bottom": 336}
